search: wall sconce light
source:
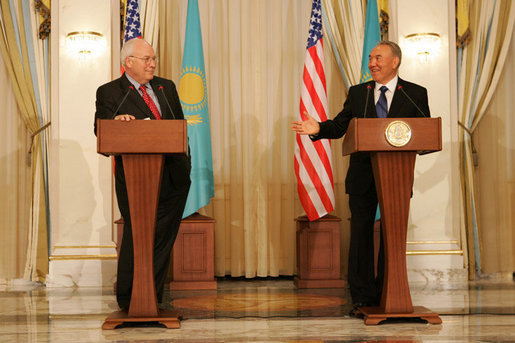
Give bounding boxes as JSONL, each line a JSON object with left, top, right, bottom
{"left": 404, "top": 33, "right": 440, "bottom": 63}
{"left": 65, "top": 31, "right": 105, "bottom": 61}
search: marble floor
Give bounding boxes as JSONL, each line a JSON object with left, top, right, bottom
{"left": 1, "top": 278, "right": 515, "bottom": 342}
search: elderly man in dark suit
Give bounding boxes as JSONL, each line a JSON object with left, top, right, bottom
{"left": 292, "top": 40, "right": 429, "bottom": 315}
{"left": 94, "top": 38, "right": 191, "bottom": 311}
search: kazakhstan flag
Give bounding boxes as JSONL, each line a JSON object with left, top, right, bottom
{"left": 180, "top": 0, "right": 214, "bottom": 218}
{"left": 360, "top": 0, "right": 381, "bottom": 83}
{"left": 360, "top": 0, "right": 382, "bottom": 221}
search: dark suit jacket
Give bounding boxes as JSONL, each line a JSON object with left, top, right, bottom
{"left": 94, "top": 74, "right": 184, "bottom": 130}
{"left": 314, "top": 77, "right": 430, "bottom": 195}
{"left": 94, "top": 74, "right": 191, "bottom": 218}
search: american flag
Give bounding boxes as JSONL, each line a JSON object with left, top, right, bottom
{"left": 294, "top": 0, "right": 335, "bottom": 221}
{"left": 124, "top": 0, "right": 142, "bottom": 42}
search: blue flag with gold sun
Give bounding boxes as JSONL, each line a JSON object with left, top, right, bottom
{"left": 179, "top": 0, "right": 214, "bottom": 218}
{"left": 360, "top": 0, "right": 381, "bottom": 221}
{"left": 360, "top": 0, "right": 381, "bottom": 83}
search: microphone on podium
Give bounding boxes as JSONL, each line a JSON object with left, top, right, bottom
{"left": 111, "top": 85, "right": 134, "bottom": 119}
{"left": 397, "top": 85, "right": 428, "bottom": 117}
{"left": 363, "top": 85, "right": 372, "bottom": 118}
{"left": 157, "top": 84, "right": 176, "bottom": 119}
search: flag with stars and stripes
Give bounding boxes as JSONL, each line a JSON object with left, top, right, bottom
{"left": 294, "top": 0, "right": 335, "bottom": 221}
{"left": 123, "top": 0, "right": 142, "bottom": 42}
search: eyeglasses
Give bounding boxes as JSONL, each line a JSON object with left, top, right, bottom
{"left": 129, "top": 55, "right": 158, "bottom": 64}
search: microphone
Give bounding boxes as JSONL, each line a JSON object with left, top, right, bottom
{"left": 111, "top": 85, "right": 134, "bottom": 119}
{"left": 363, "top": 85, "right": 372, "bottom": 118}
{"left": 397, "top": 85, "right": 428, "bottom": 117}
{"left": 157, "top": 85, "right": 176, "bottom": 119}
{"left": 158, "top": 84, "right": 187, "bottom": 155}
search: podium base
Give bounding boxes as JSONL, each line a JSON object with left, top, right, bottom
{"left": 294, "top": 276, "right": 345, "bottom": 289}
{"left": 102, "top": 310, "right": 181, "bottom": 330}
{"left": 356, "top": 306, "right": 442, "bottom": 325}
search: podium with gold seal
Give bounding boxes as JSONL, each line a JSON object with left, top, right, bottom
{"left": 342, "top": 117, "right": 443, "bottom": 325}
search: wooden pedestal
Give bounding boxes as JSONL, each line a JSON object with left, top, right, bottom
{"left": 294, "top": 215, "right": 345, "bottom": 289}
{"left": 356, "top": 306, "right": 442, "bottom": 325}
{"left": 102, "top": 310, "right": 181, "bottom": 329}
{"left": 170, "top": 213, "right": 217, "bottom": 290}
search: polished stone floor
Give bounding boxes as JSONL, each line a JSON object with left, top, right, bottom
{"left": 1, "top": 278, "right": 515, "bottom": 342}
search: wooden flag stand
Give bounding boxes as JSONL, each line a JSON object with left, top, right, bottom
{"left": 170, "top": 213, "right": 217, "bottom": 290}
{"left": 294, "top": 215, "right": 345, "bottom": 289}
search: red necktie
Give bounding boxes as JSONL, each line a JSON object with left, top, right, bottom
{"left": 139, "top": 85, "right": 162, "bottom": 120}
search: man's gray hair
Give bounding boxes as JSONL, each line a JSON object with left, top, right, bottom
{"left": 120, "top": 38, "right": 152, "bottom": 66}
{"left": 376, "top": 40, "right": 402, "bottom": 67}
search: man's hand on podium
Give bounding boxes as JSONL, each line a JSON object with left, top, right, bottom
{"left": 114, "top": 114, "right": 136, "bottom": 121}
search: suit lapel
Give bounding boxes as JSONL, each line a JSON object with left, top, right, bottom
{"left": 120, "top": 74, "right": 155, "bottom": 119}
{"left": 150, "top": 78, "right": 169, "bottom": 119}
{"left": 364, "top": 81, "right": 377, "bottom": 118}
{"left": 388, "top": 78, "right": 408, "bottom": 117}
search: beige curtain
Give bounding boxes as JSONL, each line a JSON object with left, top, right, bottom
{"left": 140, "top": 0, "right": 159, "bottom": 46}
{"left": 457, "top": 0, "right": 515, "bottom": 278}
{"left": 0, "top": 0, "right": 50, "bottom": 282}
{"left": 475, "top": 30, "right": 515, "bottom": 276}
{"left": 322, "top": 0, "right": 365, "bottom": 89}
{"left": 0, "top": 50, "right": 31, "bottom": 282}
{"left": 157, "top": 0, "right": 354, "bottom": 277}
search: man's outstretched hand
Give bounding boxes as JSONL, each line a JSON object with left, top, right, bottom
{"left": 291, "top": 112, "right": 320, "bottom": 135}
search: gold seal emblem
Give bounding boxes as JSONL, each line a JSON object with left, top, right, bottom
{"left": 385, "top": 120, "right": 412, "bottom": 147}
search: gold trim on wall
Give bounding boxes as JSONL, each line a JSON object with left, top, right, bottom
{"left": 53, "top": 245, "right": 117, "bottom": 249}
{"left": 406, "top": 241, "right": 459, "bottom": 245}
{"left": 406, "top": 250, "right": 463, "bottom": 255}
{"left": 48, "top": 250, "right": 463, "bottom": 260}
{"left": 49, "top": 254, "right": 117, "bottom": 260}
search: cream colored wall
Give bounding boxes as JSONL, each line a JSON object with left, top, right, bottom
{"left": 394, "top": 0, "right": 465, "bottom": 281}
{"left": 48, "top": 0, "right": 118, "bottom": 287}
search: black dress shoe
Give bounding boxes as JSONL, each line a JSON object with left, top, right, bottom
{"left": 349, "top": 302, "right": 369, "bottom": 317}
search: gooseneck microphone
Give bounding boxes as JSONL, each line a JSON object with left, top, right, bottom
{"left": 157, "top": 85, "right": 176, "bottom": 119}
{"left": 111, "top": 85, "right": 134, "bottom": 119}
{"left": 363, "top": 85, "right": 372, "bottom": 118}
{"left": 397, "top": 85, "right": 428, "bottom": 117}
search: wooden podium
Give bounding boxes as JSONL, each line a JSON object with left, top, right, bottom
{"left": 97, "top": 119, "right": 187, "bottom": 329}
{"left": 342, "top": 117, "right": 443, "bottom": 325}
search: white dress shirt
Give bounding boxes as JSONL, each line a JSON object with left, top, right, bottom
{"left": 373, "top": 75, "right": 398, "bottom": 112}
{"left": 125, "top": 73, "right": 163, "bottom": 115}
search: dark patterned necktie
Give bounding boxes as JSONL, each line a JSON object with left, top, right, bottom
{"left": 376, "top": 85, "right": 388, "bottom": 118}
{"left": 139, "top": 85, "right": 162, "bottom": 120}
